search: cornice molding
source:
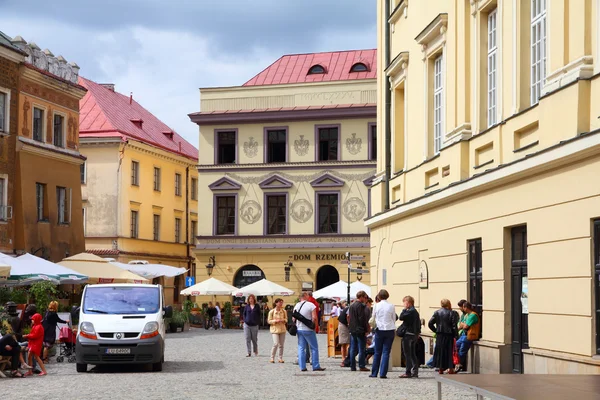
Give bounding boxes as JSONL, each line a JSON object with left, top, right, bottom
{"left": 17, "top": 136, "right": 84, "bottom": 165}
{"left": 126, "top": 139, "right": 197, "bottom": 168}
{"left": 0, "top": 46, "right": 26, "bottom": 63}
{"left": 21, "top": 66, "right": 86, "bottom": 99}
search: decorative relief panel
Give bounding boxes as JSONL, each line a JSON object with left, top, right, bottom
{"left": 240, "top": 200, "right": 262, "bottom": 225}
{"left": 293, "top": 135, "right": 309, "bottom": 156}
{"left": 342, "top": 197, "right": 366, "bottom": 222}
{"left": 243, "top": 136, "right": 258, "bottom": 158}
{"left": 21, "top": 80, "right": 79, "bottom": 111}
{"left": 22, "top": 98, "right": 30, "bottom": 137}
{"left": 46, "top": 106, "right": 53, "bottom": 143}
{"left": 345, "top": 133, "right": 362, "bottom": 155}
{"left": 290, "top": 199, "right": 313, "bottom": 223}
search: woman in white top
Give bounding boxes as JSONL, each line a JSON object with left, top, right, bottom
{"left": 369, "top": 289, "right": 397, "bottom": 379}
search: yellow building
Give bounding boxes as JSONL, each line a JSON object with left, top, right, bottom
{"left": 189, "top": 50, "right": 377, "bottom": 304}
{"left": 79, "top": 78, "right": 199, "bottom": 305}
{"left": 369, "top": 0, "right": 600, "bottom": 374}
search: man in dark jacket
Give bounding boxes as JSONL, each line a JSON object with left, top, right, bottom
{"left": 399, "top": 295, "right": 421, "bottom": 378}
{"left": 348, "top": 291, "right": 371, "bottom": 372}
{"left": 0, "top": 334, "right": 22, "bottom": 377}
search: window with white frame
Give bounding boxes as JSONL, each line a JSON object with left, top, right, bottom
{"left": 487, "top": 9, "right": 498, "bottom": 127}
{"left": 33, "top": 107, "right": 44, "bottom": 142}
{"left": 0, "top": 176, "right": 7, "bottom": 221}
{"left": 56, "top": 186, "right": 70, "bottom": 224}
{"left": 174, "top": 217, "right": 181, "bottom": 243}
{"left": 433, "top": 54, "right": 444, "bottom": 154}
{"left": 0, "top": 91, "right": 7, "bottom": 134}
{"left": 80, "top": 162, "right": 86, "bottom": 184}
{"left": 53, "top": 114, "right": 65, "bottom": 148}
{"left": 531, "top": 0, "right": 547, "bottom": 104}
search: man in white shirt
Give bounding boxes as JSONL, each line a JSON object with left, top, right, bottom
{"left": 293, "top": 292, "right": 326, "bottom": 372}
{"left": 330, "top": 302, "right": 340, "bottom": 318}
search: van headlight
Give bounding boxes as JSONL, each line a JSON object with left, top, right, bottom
{"left": 80, "top": 322, "right": 97, "bottom": 340}
{"left": 141, "top": 322, "right": 159, "bottom": 339}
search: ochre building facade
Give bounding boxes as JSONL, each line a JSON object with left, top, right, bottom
{"left": 79, "top": 78, "right": 199, "bottom": 305}
{"left": 369, "top": 0, "right": 600, "bottom": 374}
{"left": 2, "top": 33, "right": 86, "bottom": 261}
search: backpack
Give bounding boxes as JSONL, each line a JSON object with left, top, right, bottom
{"left": 338, "top": 307, "right": 348, "bottom": 326}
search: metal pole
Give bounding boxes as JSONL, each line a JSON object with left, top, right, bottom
{"left": 346, "top": 252, "right": 351, "bottom": 304}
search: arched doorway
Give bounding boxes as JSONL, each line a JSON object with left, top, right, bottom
{"left": 233, "top": 265, "right": 266, "bottom": 307}
{"left": 316, "top": 265, "right": 340, "bottom": 290}
{"left": 233, "top": 265, "right": 265, "bottom": 288}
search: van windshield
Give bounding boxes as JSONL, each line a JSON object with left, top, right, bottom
{"left": 83, "top": 286, "right": 160, "bottom": 315}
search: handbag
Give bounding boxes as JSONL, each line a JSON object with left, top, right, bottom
{"left": 396, "top": 323, "right": 407, "bottom": 337}
{"left": 287, "top": 323, "right": 297, "bottom": 336}
{"left": 369, "top": 305, "right": 377, "bottom": 329}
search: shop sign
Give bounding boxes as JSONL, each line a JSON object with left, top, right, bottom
{"left": 243, "top": 270, "right": 262, "bottom": 277}
{"left": 291, "top": 254, "right": 347, "bottom": 261}
{"left": 302, "top": 282, "right": 313, "bottom": 290}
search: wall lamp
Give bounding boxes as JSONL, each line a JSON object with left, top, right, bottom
{"left": 206, "top": 256, "right": 216, "bottom": 276}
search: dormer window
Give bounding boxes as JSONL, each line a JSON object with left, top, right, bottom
{"left": 130, "top": 118, "right": 143, "bottom": 129}
{"left": 308, "top": 65, "right": 326, "bottom": 75}
{"left": 162, "top": 130, "right": 174, "bottom": 140}
{"left": 350, "top": 62, "right": 369, "bottom": 72}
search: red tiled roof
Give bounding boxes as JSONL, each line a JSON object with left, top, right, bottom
{"left": 243, "top": 49, "right": 377, "bottom": 86}
{"left": 78, "top": 77, "right": 198, "bottom": 161}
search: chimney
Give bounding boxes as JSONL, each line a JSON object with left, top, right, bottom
{"left": 100, "top": 83, "right": 115, "bottom": 92}
{"left": 129, "top": 92, "right": 133, "bottom": 105}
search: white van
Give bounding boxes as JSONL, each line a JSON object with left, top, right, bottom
{"left": 75, "top": 283, "right": 173, "bottom": 373}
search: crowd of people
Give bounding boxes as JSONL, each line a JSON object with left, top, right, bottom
{"left": 1, "top": 300, "right": 69, "bottom": 378}
{"left": 240, "top": 290, "right": 481, "bottom": 378}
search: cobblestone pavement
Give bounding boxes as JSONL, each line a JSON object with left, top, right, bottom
{"left": 3, "top": 329, "right": 474, "bottom": 400}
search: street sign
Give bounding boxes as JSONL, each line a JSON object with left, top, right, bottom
{"left": 350, "top": 255, "right": 365, "bottom": 261}
{"left": 349, "top": 268, "right": 370, "bottom": 274}
{"left": 185, "top": 276, "right": 195, "bottom": 287}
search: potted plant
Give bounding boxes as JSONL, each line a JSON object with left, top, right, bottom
{"left": 170, "top": 309, "right": 188, "bottom": 333}
{"left": 223, "top": 302, "right": 233, "bottom": 329}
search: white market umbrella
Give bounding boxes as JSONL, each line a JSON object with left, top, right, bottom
{"left": 350, "top": 281, "right": 372, "bottom": 298}
{"left": 112, "top": 262, "right": 187, "bottom": 280}
{"left": 180, "top": 277, "right": 238, "bottom": 296}
{"left": 232, "top": 279, "right": 294, "bottom": 297}
{"left": 313, "top": 280, "right": 372, "bottom": 300}
{"left": 18, "top": 253, "right": 88, "bottom": 284}
{"left": 313, "top": 280, "right": 349, "bottom": 300}
{"left": 58, "top": 253, "right": 148, "bottom": 284}
{"left": 0, "top": 253, "right": 60, "bottom": 286}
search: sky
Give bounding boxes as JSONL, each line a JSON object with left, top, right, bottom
{"left": 0, "top": 0, "right": 376, "bottom": 146}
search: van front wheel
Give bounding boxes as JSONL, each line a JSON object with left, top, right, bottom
{"left": 76, "top": 363, "right": 87, "bottom": 373}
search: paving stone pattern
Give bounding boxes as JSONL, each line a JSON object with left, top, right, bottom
{"left": 3, "top": 329, "right": 474, "bottom": 399}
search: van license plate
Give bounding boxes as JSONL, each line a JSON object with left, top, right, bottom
{"left": 105, "top": 348, "right": 131, "bottom": 354}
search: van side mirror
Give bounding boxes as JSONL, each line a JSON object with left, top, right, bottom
{"left": 163, "top": 306, "right": 173, "bottom": 319}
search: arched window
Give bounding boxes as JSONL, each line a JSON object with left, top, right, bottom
{"left": 308, "top": 64, "right": 326, "bottom": 75}
{"left": 350, "top": 62, "right": 369, "bottom": 73}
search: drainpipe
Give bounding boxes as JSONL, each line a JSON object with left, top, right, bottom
{"left": 384, "top": 0, "right": 392, "bottom": 210}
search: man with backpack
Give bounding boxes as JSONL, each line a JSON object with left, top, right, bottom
{"left": 337, "top": 301, "right": 350, "bottom": 367}
{"left": 455, "top": 300, "right": 480, "bottom": 372}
